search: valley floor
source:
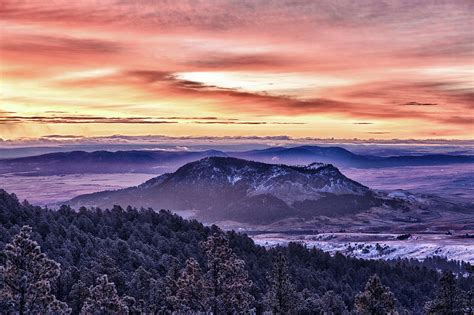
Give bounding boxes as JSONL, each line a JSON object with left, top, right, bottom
{"left": 252, "top": 232, "right": 474, "bottom": 263}
{"left": 342, "top": 164, "right": 474, "bottom": 203}
{"left": 0, "top": 173, "right": 155, "bottom": 205}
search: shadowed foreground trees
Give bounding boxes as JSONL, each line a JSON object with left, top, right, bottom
{"left": 174, "top": 258, "right": 208, "bottom": 312}
{"left": 1, "top": 225, "right": 473, "bottom": 314}
{"left": 320, "top": 290, "right": 349, "bottom": 314}
{"left": 424, "top": 271, "right": 472, "bottom": 315}
{"left": 0, "top": 226, "right": 70, "bottom": 314}
{"left": 80, "top": 275, "right": 129, "bottom": 314}
{"left": 201, "top": 234, "right": 255, "bottom": 313}
{"left": 354, "top": 274, "right": 397, "bottom": 315}
{"left": 0, "top": 190, "right": 473, "bottom": 313}
{"left": 266, "top": 252, "right": 297, "bottom": 314}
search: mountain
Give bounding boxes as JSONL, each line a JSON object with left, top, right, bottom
{"left": 68, "top": 157, "right": 389, "bottom": 224}
{"left": 0, "top": 149, "right": 227, "bottom": 175}
{"left": 235, "top": 146, "right": 365, "bottom": 167}
{"left": 236, "top": 146, "right": 474, "bottom": 168}
{"left": 3, "top": 146, "right": 472, "bottom": 177}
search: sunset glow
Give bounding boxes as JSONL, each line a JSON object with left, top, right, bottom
{"left": 1, "top": 0, "right": 473, "bottom": 140}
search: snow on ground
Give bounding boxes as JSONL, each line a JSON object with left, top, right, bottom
{"left": 0, "top": 173, "right": 156, "bottom": 205}
{"left": 342, "top": 164, "right": 474, "bottom": 203}
{"left": 252, "top": 233, "right": 474, "bottom": 263}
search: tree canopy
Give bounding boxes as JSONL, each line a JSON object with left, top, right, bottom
{"left": 0, "top": 189, "right": 472, "bottom": 314}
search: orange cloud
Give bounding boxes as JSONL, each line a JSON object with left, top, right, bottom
{"left": 1, "top": 0, "right": 472, "bottom": 139}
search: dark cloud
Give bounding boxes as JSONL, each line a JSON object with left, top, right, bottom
{"left": 192, "top": 121, "right": 305, "bottom": 125}
{"left": 57, "top": 70, "right": 358, "bottom": 116}
{"left": 42, "top": 135, "right": 85, "bottom": 139}
{"left": 187, "top": 54, "right": 292, "bottom": 70}
{"left": 441, "top": 116, "right": 473, "bottom": 125}
{"left": 53, "top": 69, "right": 474, "bottom": 125}
{"left": 271, "top": 122, "right": 306, "bottom": 125}
{"left": 353, "top": 122, "right": 373, "bottom": 125}
{"left": 1, "top": 113, "right": 285, "bottom": 125}
{"left": 0, "top": 115, "right": 177, "bottom": 124}
{"left": 401, "top": 101, "right": 438, "bottom": 106}
{"left": 193, "top": 121, "right": 267, "bottom": 125}
{"left": 154, "top": 116, "right": 233, "bottom": 121}
{"left": 1, "top": 111, "right": 238, "bottom": 123}
{"left": 368, "top": 131, "right": 391, "bottom": 135}
{"left": 2, "top": 35, "right": 122, "bottom": 56}
{"left": 125, "top": 71, "right": 173, "bottom": 83}
{"left": 451, "top": 92, "right": 474, "bottom": 108}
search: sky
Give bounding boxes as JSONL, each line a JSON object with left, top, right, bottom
{"left": 1, "top": 0, "right": 473, "bottom": 140}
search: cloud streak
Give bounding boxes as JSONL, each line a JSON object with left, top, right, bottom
{"left": 0, "top": 115, "right": 177, "bottom": 124}
{"left": 401, "top": 102, "right": 438, "bottom": 106}
{"left": 0, "top": 113, "right": 301, "bottom": 126}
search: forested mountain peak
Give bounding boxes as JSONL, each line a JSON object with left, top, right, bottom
{"left": 68, "top": 157, "right": 372, "bottom": 223}
{"left": 169, "top": 156, "right": 364, "bottom": 189}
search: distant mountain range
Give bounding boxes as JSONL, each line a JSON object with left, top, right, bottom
{"left": 234, "top": 146, "right": 474, "bottom": 168}
{"left": 68, "top": 157, "right": 399, "bottom": 224}
{"left": 0, "top": 149, "right": 226, "bottom": 175}
{"left": 1, "top": 145, "right": 473, "bottom": 176}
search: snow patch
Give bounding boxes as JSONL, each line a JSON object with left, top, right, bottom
{"left": 252, "top": 233, "right": 474, "bottom": 263}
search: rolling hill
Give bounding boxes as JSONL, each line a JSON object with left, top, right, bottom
{"left": 0, "top": 149, "right": 227, "bottom": 175}
{"left": 68, "top": 157, "right": 390, "bottom": 224}
{"left": 236, "top": 146, "right": 474, "bottom": 168}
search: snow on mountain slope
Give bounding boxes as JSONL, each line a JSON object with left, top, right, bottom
{"left": 166, "top": 157, "right": 368, "bottom": 202}
{"left": 68, "top": 157, "right": 376, "bottom": 223}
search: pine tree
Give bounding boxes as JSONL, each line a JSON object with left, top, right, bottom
{"left": 128, "top": 268, "right": 165, "bottom": 314}
{"left": 320, "top": 290, "right": 348, "bottom": 315}
{"left": 0, "top": 226, "right": 70, "bottom": 314}
{"left": 464, "top": 288, "right": 474, "bottom": 314}
{"left": 80, "top": 275, "right": 128, "bottom": 314}
{"left": 128, "top": 267, "right": 151, "bottom": 299}
{"left": 201, "top": 234, "right": 255, "bottom": 314}
{"left": 355, "top": 274, "right": 397, "bottom": 315}
{"left": 267, "top": 252, "right": 297, "bottom": 314}
{"left": 424, "top": 271, "right": 465, "bottom": 315}
{"left": 296, "top": 289, "right": 322, "bottom": 313}
{"left": 123, "top": 295, "right": 143, "bottom": 315}
{"left": 148, "top": 278, "right": 166, "bottom": 313}
{"left": 68, "top": 280, "right": 89, "bottom": 315}
{"left": 174, "top": 257, "right": 209, "bottom": 312}
{"left": 164, "top": 257, "right": 181, "bottom": 311}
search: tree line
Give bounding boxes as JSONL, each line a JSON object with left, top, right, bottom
{"left": 0, "top": 189, "right": 472, "bottom": 313}
{"left": 1, "top": 226, "right": 472, "bottom": 314}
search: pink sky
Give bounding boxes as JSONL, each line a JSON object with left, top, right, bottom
{"left": 1, "top": 0, "right": 473, "bottom": 140}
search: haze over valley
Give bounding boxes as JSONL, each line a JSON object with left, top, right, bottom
{"left": 1, "top": 143, "right": 473, "bottom": 205}
{"left": 1, "top": 142, "right": 473, "bottom": 263}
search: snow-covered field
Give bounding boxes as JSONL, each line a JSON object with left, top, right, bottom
{"left": 0, "top": 173, "right": 156, "bottom": 205}
{"left": 342, "top": 164, "right": 474, "bottom": 203}
{"left": 252, "top": 233, "right": 474, "bottom": 263}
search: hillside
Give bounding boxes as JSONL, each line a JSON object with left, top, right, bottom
{"left": 0, "top": 189, "right": 472, "bottom": 314}
{"left": 68, "top": 157, "right": 382, "bottom": 223}
{"left": 0, "top": 149, "right": 227, "bottom": 175}
{"left": 236, "top": 146, "right": 474, "bottom": 168}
